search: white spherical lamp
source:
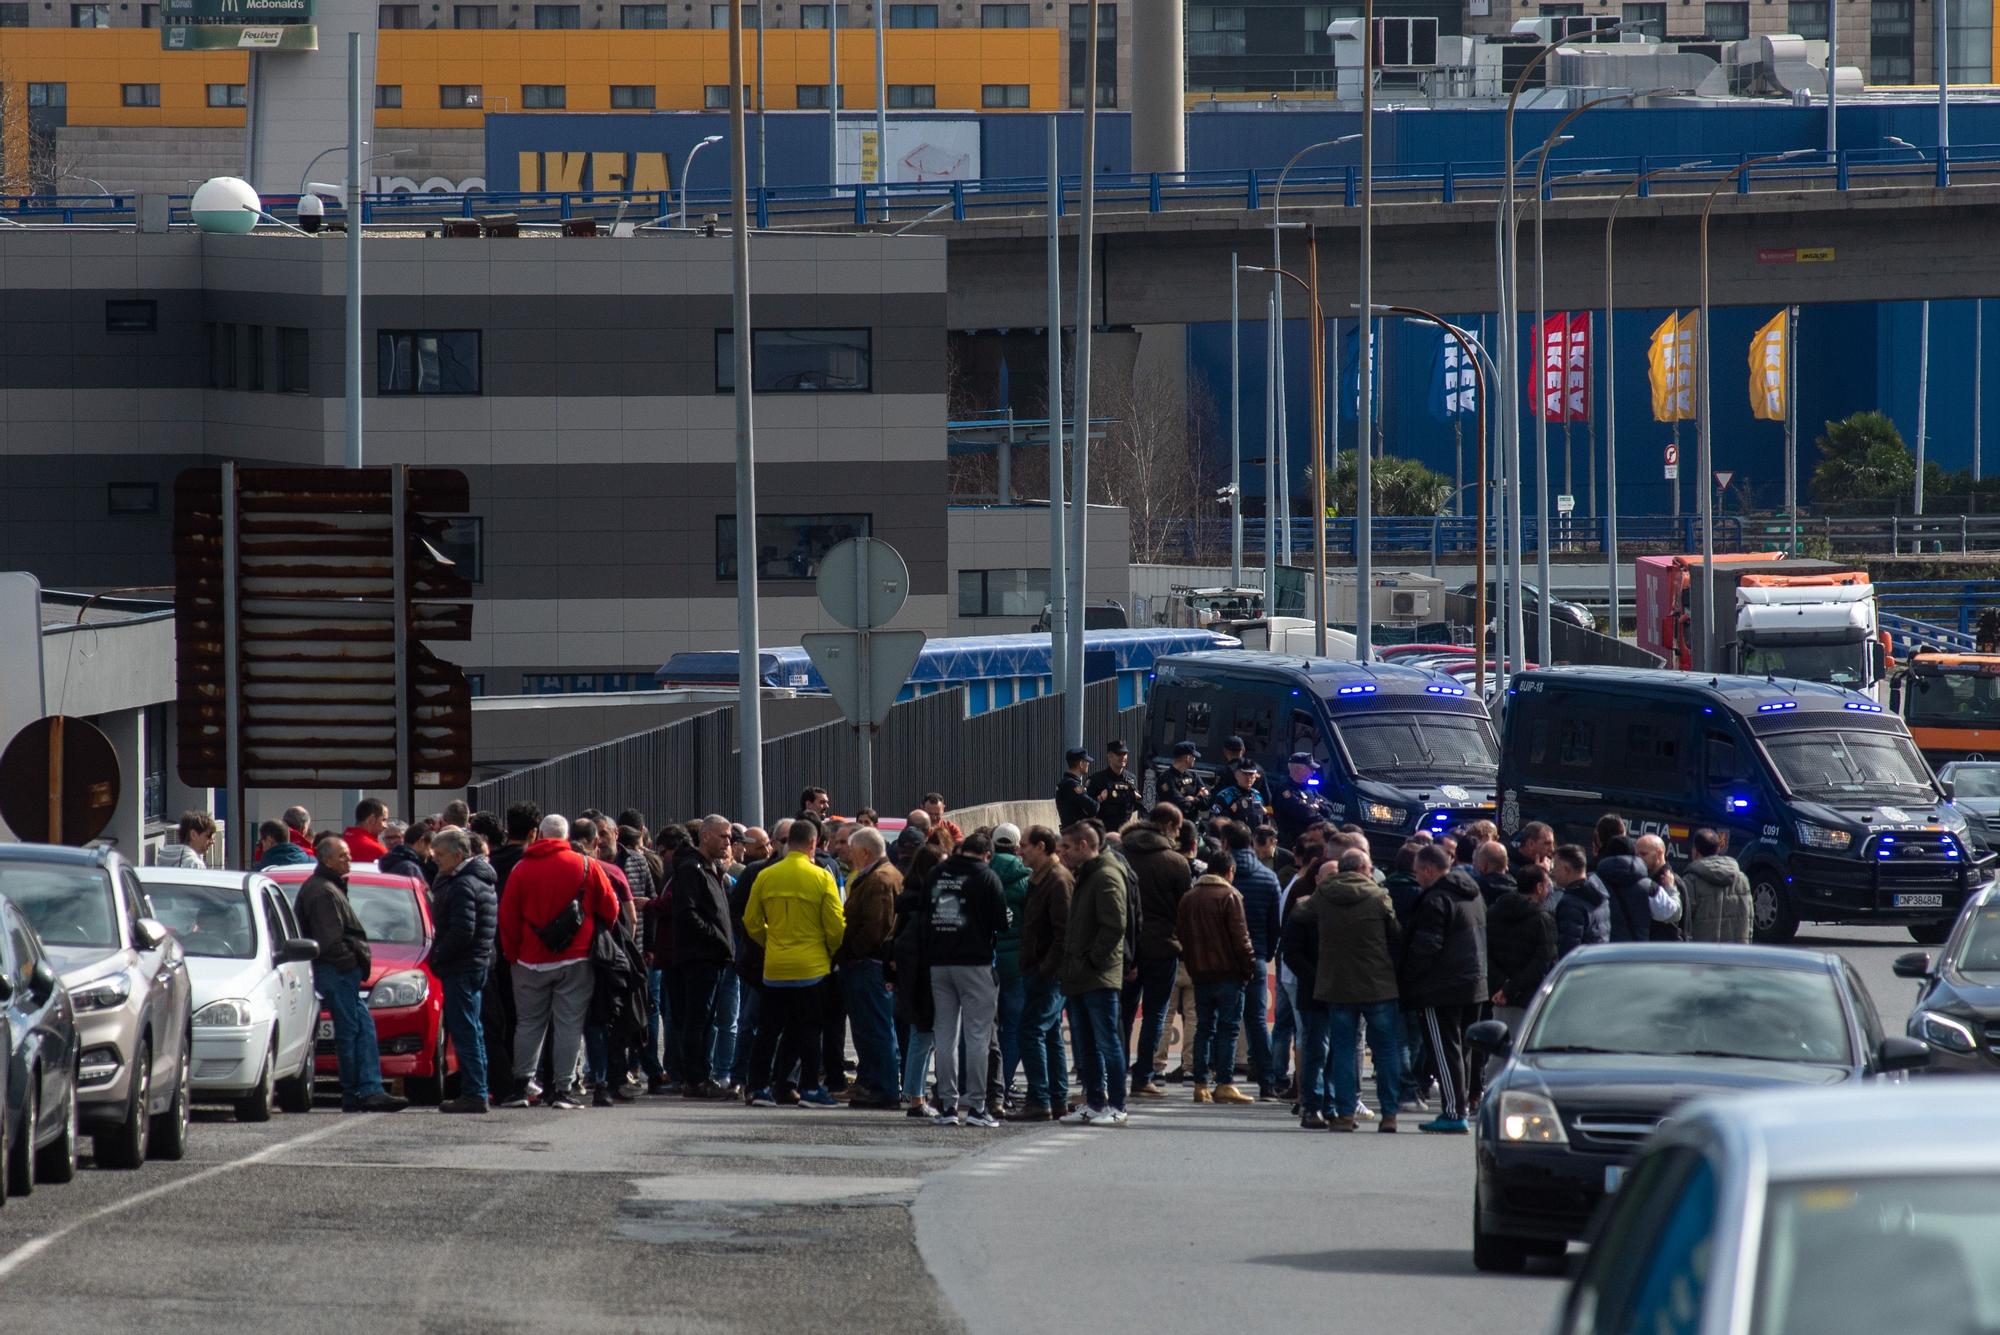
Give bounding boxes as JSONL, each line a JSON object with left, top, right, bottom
{"left": 190, "top": 176, "right": 261, "bottom": 234}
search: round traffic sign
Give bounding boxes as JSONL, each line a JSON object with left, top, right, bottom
{"left": 1664, "top": 443, "right": 1680, "bottom": 466}
{"left": 0, "top": 715, "right": 121, "bottom": 846}
{"left": 816, "top": 537, "right": 910, "bottom": 631}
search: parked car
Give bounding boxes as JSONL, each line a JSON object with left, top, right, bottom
{"left": 1468, "top": 943, "right": 1928, "bottom": 1272}
{"left": 137, "top": 869, "right": 320, "bottom": 1121}
{"left": 1551, "top": 1081, "right": 2000, "bottom": 1335}
{"left": 1, "top": 893, "right": 79, "bottom": 1199}
{"left": 1893, "top": 881, "right": 2000, "bottom": 1073}
{"left": 264, "top": 866, "right": 455, "bottom": 1103}
{"left": 1454, "top": 580, "right": 1595, "bottom": 631}
{"left": 0, "top": 845, "right": 191, "bottom": 1169}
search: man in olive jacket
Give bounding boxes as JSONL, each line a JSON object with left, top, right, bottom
{"left": 1057, "top": 822, "right": 1129, "bottom": 1124}
{"left": 1118, "top": 804, "right": 1191, "bottom": 1099}
{"left": 296, "top": 836, "right": 406, "bottom": 1113}
{"left": 835, "top": 827, "right": 904, "bottom": 1108}
{"left": 1013, "top": 826, "right": 1073, "bottom": 1119}
{"left": 1314, "top": 849, "right": 1405, "bottom": 1131}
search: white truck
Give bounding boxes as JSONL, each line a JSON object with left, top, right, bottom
{"left": 1731, "top": 569, "right": 1891, "bottom": 699}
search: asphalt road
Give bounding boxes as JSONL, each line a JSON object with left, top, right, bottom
{"left": 0, "top": 926, "right": 1935, "bottom": 1333}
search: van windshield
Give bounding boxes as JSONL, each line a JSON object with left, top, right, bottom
{"left": 1338, "top": 713, "right": 1497, "bottom": 785}
{"left": 1763, "top": 729, "right": 1935, "bottom": 800}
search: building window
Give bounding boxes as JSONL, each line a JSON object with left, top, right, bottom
{"left": 799, "top": 3, "right": 852, "bottom": 26}
{"left": 716, "top": 514, "right": 871, "bottom": 581}
{"left": 1871, "top": 0, "right": 1914, "bottom": 80}
{"left": 105, "top": 300, "right": 157, "bottom": 333}
{"left": 715, "top": 327, "right": 872, "bottom": 392}
{"left": 958, "top": 568, "right": 1050, "bottom": 617}
{"left": 1948, "top": 0, "right": 1991, "bottom": 82}
{"left": 140, "top": 1, "right": 157, "bottom": 22}
{"left": 1620, "top": 1, "right": 1667, "bottom": 38}
{"left": 28, "top": 83, "right": 66, "bottom": 108}
{"left": 453, "top": 3, "right": 498, "bottom": 25}
{"left": 522, "top": 84, "right": 567, "bottom": 108}
{"left": 206, "top": 83, "right": 247, "bottom": 108}
{"left": 71, "top": 2, "right": 109, "bottom": 24}
{"left": 437, "top": 516, "right": 484, "bottom": 584}
{"left": 378, "top": 331, "right": 482, "bottom": 395}
{"left": 378, "top": 2, "right": 419, "bottom": 24}
{"left": 243, "top": 324, "right": 265, "bottom": 392}
{"left": 1068, "top": 4, "right": 1118, "bottom": 107}
{"left": 440, "top": 84, "right": 483, "bottom": 108}
{"left": 980, "top": 2, "right": 1029, "bottom": 24}
{"left": 123, "top": 84, "right": 162, "bottom": 108}
{"left": 0, "top": 4, "right": 28, "bottom": 25}
{"left": 709, "top": 3, "right": 758, "bottom": 24}
{"left": 610, "top": 84, "right": 657, "bottom": 108}
{"left": 705, "top": 84, "right": 732, "bottom": 108}
{"left": 1701, "top": 0, "right": 1747, "bottom": 39}
{"left": 376, "top": 84, "right": 403, "bottom": 108}
{"left": 889, "top": 2, "right": 937, "bottom": 24}
{"left": 982, "top": 83, "right": 1030, "bottom": 107}
{"left": 142, "top": 703, "right": 168, "bottom": 823}
{"left": 887, "top": 83, "right": 936, "bottom": 108}
{"left": 796, "top": 83, "right": 838, "bottom": 107}
{"left": 534, "top": 2, "right": 579, "bottom": 24}
{"left": 620, "top": 2, "right": 668, "bottom": 23}
{"left": 1188, "top": 0, "right": 1247, "bottom": 56}
{"left": 278, "top": 327, "right": 309, "bottom": 393}
{"left": 107, "top": 483, "right": 160, "bottom": 517}
{"left": 207, "top": 323, "right": 238, "bottom": 390}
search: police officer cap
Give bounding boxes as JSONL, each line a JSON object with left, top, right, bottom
{"left": 1106, "top": 739, "right": 1129, "bottom": 755}
{"left": 1233, "top": 759, "right": 1260, "bottom": 775}
{"left": 1288, "top": 751, "right": 1316, "bottom": 767}
{"left": 1172, "top": 741, "right": 1200, "bottom": 758}
{"left": 1225, "top": 734, "right": 1246, "bottom": 751}
{"left": 1066, "top": 747, "right": 1094, "bottom": 766}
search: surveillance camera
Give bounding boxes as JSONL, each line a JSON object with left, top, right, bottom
{"left": 297, "top": 193, "right": 325, "bottom": 232}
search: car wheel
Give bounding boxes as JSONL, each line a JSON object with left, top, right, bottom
{"left": 405, "top": 1026, "right": 448, "bottom": 1106}
{"left": 1750, "top": 871, "right": 1799, "bottom": 944}
{"left": 235, "top": 1041, "right": 276, "bottom": 1123}
{"left": 6, "top": 1079, "right": 36, "bottom": 1197}
{"left": 1472, "top": 1194, "right": 1528, "bottom": 1274}
{"left": 276, "top": 1036, "right": 315, "bottom": 1115}
{"left": 36, "top": 1071, "right": 78, "bottom": 1184}
{"left": 1908, "top": 922, "right": 1951, "bottom": 945}
{"left": 92, "top": 1039, "right": 150, "bottom": 1170}
{"left": 149, "top": 1035, "right": 191, "bottom": 1162}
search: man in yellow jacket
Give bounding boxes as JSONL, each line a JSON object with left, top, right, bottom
{"left": 742, "top": 819, "right": 847, "bottom": 1107}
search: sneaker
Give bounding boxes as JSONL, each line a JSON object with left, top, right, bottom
{"left": 1258, "top": 1084, "right": 1279, "bottom": 1102}
{"left": 964, "top": 1108, "right": 1001, "bottom": 1128}
{"left": 1300, "top": 1111, "right": 1328, "bottom": 1129}
{"left": 1212, "top": 1084, "right": 1256, "bottom": 1106}
{"left": 687, "top": 1081, "right": 735, "bottom": 1101}
{"left": 1419, "top": 1116, "right": 1470, "bottom": 1135}
{"left": 523, "top": 1078, "right": 544, "bottom": 1105}
{"left": 1106, "top": 1108, "right": 1130, "bottom": 1125}
{"left": 933, "top": 1109, "right": 962, "bottom": 1127}
{"left": 439, "top": 1095, "right": 489, "bottom": 1115}
{"left": 1328, "top": 1115, "right": 1358, "bottom": 1132}
{"left": 748, "top": 1087, "right": 779, "bottom": 1108}
{"left": 358, "top": 1091, "right": 409, "bottom": 1113}
{"left": 798, "top": 1088, "right": 841, "bottom": 1108}
{"left": 1355, "top": 1099, "right": 1377, "bottom": 1120}
{"left": 1059, "top": 1106, "right": 1098, "bottom": 1124}
{"left": 905, "top": 1100, "right": 936, "bottom": 1119}
{"left": 1379, "top": 1116, "right": 1399, "bottom": 1133}
{"left": 498, "top": 1092, "right": 532, "bottom": 1109}
{"left": 775, "top": 1088, "right": 802, "bottom": 1106}
{"left": 546, "top": 1092, "right": 585, "bottom": 1111}
{"left": 592, "top": 1085, "right": 615, "bottom": 1108}
{"left": 611, "top": 1084, "right": 638, "bottom": 1103}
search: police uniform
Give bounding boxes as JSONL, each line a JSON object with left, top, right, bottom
{"left": 1273, "top": 777, "right": 1337, "bottom": 848}
{"left": 1088, "top": 765, "right": 1142, "bottom": 831}
{"left": 1208, "top": 779, "right": 1269, "bottom": 829}
{"left": 1056, "top": 770, "right": 1100, "bottom": 827}
{"left": 1159, "top": 766, "right": 1208, "bottom": 821}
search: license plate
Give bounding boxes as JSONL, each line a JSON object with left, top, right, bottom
{"left": 317, "top": 1019, "right": 335, "bottom": 1040}
{"left": 1605, "top": 1165, "right": 1626, "bottom": 1192}
{"left": 1893, "top": 894, "right": 1944, "bottom": 909}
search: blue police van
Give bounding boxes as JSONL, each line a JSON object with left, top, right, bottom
{"left": 1142, "top": 652, "right": 1500, "bottom": 855}
{"left": 1498, "top": 666, "right": 1989, "bottom": 945}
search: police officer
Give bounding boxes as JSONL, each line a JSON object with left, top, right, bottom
{"left": 1209, "top": 760, "right": 1269, "bottom": 829}
{"left": 1087, "top": 740, "right": 1143, "bottom": 832}
{"left": 1272, "top": 751, "right": 1337, "bottom": 849}
{"left": 1056, "top": 747, "right": 1099, "bottom": 826}
{"left": 1158, "top": 741, "right": 1208, "bottom": 822}
{"left": 1221, "top": 734, "right": 1271, "bottom": 802}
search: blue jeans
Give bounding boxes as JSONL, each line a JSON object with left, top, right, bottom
{"left": 1328, "top": 1000, "right": 1403, "bottom": 1118}
{"left": 1067, "top": 987, "right": 1126, "bottom": 1112}
{"left": 996, "top": 974, "right": 1026, "bottom": 1090}
{"left": 839, "top": 961, "right": 901, "bottom": 1099}
{"left": 642, "top": 967, "right": 667, "bottom": 1081}
{"left": 730, "top": 982, "right": 761, "bottom": 1089}
{"left": 1193, "top": 980, "right": 1246, "bottom": 1086}
{"left": 903, "top": 1029, "right": 935, "bottom": 1104}
{"left": 313, "top": 963, "right": 384, "bottom": 1102}
{"left": 677, "top": 960, "right": 726, "bottom": 1087}
{"left": 584, "top": 1024, "right": 610, "bottom": 1087}
{"left": 1271, "top": 973, "right": 1297, "bottom": 1087}
{"left": 1295, "top": 1005, "right": 1334, "bottom": 1116}
{"left": 1241, "top": 959, "right": 1274, "bottom": 1087}
{"left": 1019, "top": 973, "right": 1069, "bottom": 1110}
{"left": 1120, "top": 955, "right": 1179, "bottom": 1083}
{"left": 709, "top": 970, "right": 742, "bottom": 1083}
{"left": 440, "top": 968, "right": 488, "bottom": 1102}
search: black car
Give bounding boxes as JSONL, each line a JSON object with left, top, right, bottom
{"left": 1454, "top": 580, "right": 1594, "bottom": 632}
{"left": 1469, "top": 943, "right": 1928, "bottom": 1272}
{"left": 1894, "top": 882, "right": 2000, "bottom": 1072}
{"left": 1, "top": 894, "right": 80, "bottom": 1200}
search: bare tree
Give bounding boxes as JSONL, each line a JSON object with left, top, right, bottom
{"left": 1090, "top": 362, "right": 1215, "bottom": 565}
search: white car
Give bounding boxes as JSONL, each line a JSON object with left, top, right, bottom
{"left": 135, "top": 869, "right": 319, "bottom": 1121}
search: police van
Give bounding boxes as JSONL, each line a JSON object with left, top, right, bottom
{"left": 1499, "top": 666, "right": 1988, "bottom": 945}
{"left": 1142, "top": 651, "right": 1499, "bottom": 855}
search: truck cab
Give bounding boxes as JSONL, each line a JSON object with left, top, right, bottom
{"left": 1732, "top": 573, "right": 1891, "bottom": 698}
{"left": 1897, "top": 652, "right": 2000, "bottom": 765}
{"left": 1143, "top": 651, "right": 1498, "bottom": 856}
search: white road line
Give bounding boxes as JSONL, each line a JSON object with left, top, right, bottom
{"left": 0, "top": 1116, "right": 355, "bottom": 1283}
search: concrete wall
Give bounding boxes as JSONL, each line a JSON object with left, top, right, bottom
{"left": 946, "top": 501, "right": 1131, "bottom": 635}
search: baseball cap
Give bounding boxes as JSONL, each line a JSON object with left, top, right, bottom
{"left": 1065, "top": 746, "right": 1094, "bottom": 766}
{"left": 1234, "top": 759, "right": 1261, "bottom": 775}
{"left": 993, "top": 822, "right": 1021, "bottom": 850}
{"left": 1288, "top": 751, "right": 1316, "bottom": 767}
{"left": 1225, "top": 734, "right": 1246, "bottom": 751}
{"left": 1106, "top": 739, "right": 1129, "bottom": 755}
{"left": 1172, "top": 740, "right": 1200, "bottom": 758}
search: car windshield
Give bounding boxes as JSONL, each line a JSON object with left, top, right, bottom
{"left": 1753, "top": 1174, "right": 2000, "bottom": 1335}
{"left": 0, "top": 864, "right": 120, "bottom": 950}
{"left": 1336, "top": 713, "right": 1498, "bottom": 784}
{"left": 1526, "top": 961, "right": 1852, "bottom": 1065}
{"left": 1954, "top": 903, "right": 2000, "bottom": 976}
{"left": 1762, "top": 729, "right": 1935, "bottom": 799}
{"left": 1950, "top": 767, "right": 2000, "bottom": 800}
{"left": 348, "top": 883, "right": 423, "bottom": 945}
{"left": 1740, "top": 641, "right": 1871, "bottom": 690}
{"left": 1905, "top": 669, "right": 2000, "bottom": 729}
{"left": 144, "top": 882, "right": 256, "bottom": 959}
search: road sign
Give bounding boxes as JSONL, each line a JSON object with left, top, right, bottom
{"left": 0, "top": 715, "right": 119, "bottom": 846}
{"left": 1556, "top": 494, "right": 1576, "bottom": 516}
{"left": 802, "top": 631, "right": 926, "bottom": 728}
{"left": 1715, "top": 470, "right": 1735, "bottom": 491}
{"left": 816, "top": 537, "right": 909, "bottom": 631}
{"left": 1664, "top": 444, "right": 1679, "bottom": 466}
{"left": 1664, "top": 463, "right": 1679, "bottom": 480}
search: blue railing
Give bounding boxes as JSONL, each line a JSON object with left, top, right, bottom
{"left": 5, "top": 142, "right": 1997, "bottom": 229}
{"left": 1878, "top": 581, "right": 2000, "bottom": 641}
{"left": 1157, "top": 513, "right": 1746, "bottom": 562}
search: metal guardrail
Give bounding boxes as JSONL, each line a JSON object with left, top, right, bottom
{"left": 5, "top": 142, "right": 1997, "bottom": 230}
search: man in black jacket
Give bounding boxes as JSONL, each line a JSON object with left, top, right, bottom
{"left": 1595, "top": 834, "right": 1659, "bottom": 944}
{"left": 672, "top": 815, "right": 737, "bottom": 1100}
{"left": 1471, "top": 840, "right": 1519, "bottom": 908}
{"left": 1400, "top": 843, "right": 1485, "bottom": 1134}
{"left": 430, "top": 827, "right": 498, "bottom": 1113}
{"left": 296, "top": 837, "right": 407, "bottom": 1114}
{"left": 1485, "top": 863, "right": 1556, "bottom": 1079}
{"left": 925, "top": 832, "right": 1012, "bottom": 1126}
{"left": 1056, "top": 748, "right": 1100, "bottom": 827}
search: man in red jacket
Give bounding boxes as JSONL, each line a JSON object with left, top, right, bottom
{"left": 342, "top": 797, "right": 392, "bottom": 862}
{"left": 497, "top": 813, "right": 621, "bottom": 1110}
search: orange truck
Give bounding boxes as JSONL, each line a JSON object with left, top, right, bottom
{"left": 1898, "top": 652, "right": 2000, "bottom": 765}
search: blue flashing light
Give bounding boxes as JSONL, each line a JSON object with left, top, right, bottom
{"left": 1728, "top": 796, "right": 1752, "bottom": 811}
{"left": 1877, "top": 848, "right": 1895, "bottom": 859}
{"left": 1336, "top": 683, "right": 1379, "bottom": 696}
{"left": 1946, "top": 847, "right": 1962, "bottom": 859}
{"left": 1881, "top": 835, "right": 1897, "bottom": 842}
{"left": 1305, "top": 777, "right": 1320, "bottom": 788}
{"left": 1844, "top": 701, "right": 1883, "bottom": 712}
{"left": 1758, "top": 701, "right": 1799, "bottom": 712}
{"left": 1703, "top": 707, "right": 1714, "bottom": 714}
{"left": 1425, "top": 684, "right": 1467, "bottom": 696}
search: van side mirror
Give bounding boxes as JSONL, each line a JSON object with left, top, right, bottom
{"left": 1878, "top": 1035, "right": 1931, "bottom": 1072}
{"left": 1467, "top": 1019, "right": 1513, "bottom": 1057}
{"left": 1892, "top": 951, "right": 1934, "bottom": 979}
{"left": 134, "top": 917, "right": 168, "bottom": 951}
{"left": 1940, "top": 777, "right": 1956, "bottom": 799}
{"left": 277, "top": 938, "right": 320, "bottom": 965}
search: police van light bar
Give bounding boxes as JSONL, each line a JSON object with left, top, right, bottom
{"left": 1844, "top": 701, "right": 1883, "bottom": 712}
{"left": 1425, "top": 684, "right": 1467, "bottom": 696}
{"left": 1336, "top": 684, "right": 1379, "bottom": 696}
{"left": 1758, "top": 701, "right": 1798, "bottom": 712}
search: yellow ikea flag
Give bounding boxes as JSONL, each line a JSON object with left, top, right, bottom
{"left": 1749, "top": 309, "right": 1788, "bottom": 422}
{"left": 1649, "top": 311, "right": 1678, "bottom": 423}
{"left": 1672, "top": 311, "right": 1699, "bottom": 422}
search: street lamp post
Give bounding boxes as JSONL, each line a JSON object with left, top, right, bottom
{"left": 1242, "top": 258, "right": 1327, "bottom": 654}
{"left": 1230, "top": 254, "right": 1243, "bottom": 586}
{"left": 726, "top": 0, "right": 765, "bottom": 823}
{"left": 1356, "top": 0, "right": 1376, "bottom": 664}
{"left": 1697, "top": 149, "right": 1815, "bottom": 672}
{"left": 679, "top": 135, "right": 724, "bottom": 229}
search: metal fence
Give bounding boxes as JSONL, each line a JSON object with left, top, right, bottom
{"left": 467, "top": 707, "right": 735, "bottom": 826}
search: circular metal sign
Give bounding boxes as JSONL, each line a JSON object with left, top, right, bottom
{"left": 816, "top": 537, "right": 910, "bottom": 631}
{"left": 0, "top": 715, "right": 121, "bottom": 846}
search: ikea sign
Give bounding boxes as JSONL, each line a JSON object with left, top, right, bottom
{"left": 515, "top": 152, "right": 673, "bottom": 194}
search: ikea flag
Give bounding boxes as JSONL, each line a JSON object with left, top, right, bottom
{"left": 1749, "top": 309, "right": 1788, "bottom": 422}
{"left": 1427, "top": 329, "right": 1480, "bottom": 422}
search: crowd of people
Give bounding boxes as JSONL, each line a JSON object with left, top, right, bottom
{"left": 248, "top": 762, "right": 1756, "bottom": 1131}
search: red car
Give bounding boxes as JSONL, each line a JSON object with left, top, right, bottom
{"left": 265, "top": 867, "right": 456, "bottom": 1103}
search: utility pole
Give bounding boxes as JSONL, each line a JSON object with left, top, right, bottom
{"left": 1355, "top": 0, "right": 1376, "bottom": 662}
{"left": 874, "top": 0, "right": 888, "bottom": 220}
{"left": 827, "top": 0, "right": 839, "bottom": 190}
{"left": 1230, "top": 253, "right": 1243, "bottom": 585}
{"left": 728, "top": 0, "right": 764, "bottom": 823}
{"left": 1066, "top": 0, "right": 1100, "bottom": 751}
{"left": 1045, "top": 115, "right": 1067, "bottom": 693}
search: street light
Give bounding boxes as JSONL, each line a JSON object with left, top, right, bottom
{"left": 1242, "top": 256, "right": 1330, "bottom": 655}
{"left": 296, "top": 144, "right": 413, "bottom": 199}
{"left": 680, "top": 135, "right": 726, "bottom": 230}
{"left": 1887, "top": 136, "right": 1933, "bottom": 515}
{"left": 1696, "top": 148, "right": 1816, "bottom": 671}
{"left": 1603, "top": 159, "right": 1715, "bottom": 635}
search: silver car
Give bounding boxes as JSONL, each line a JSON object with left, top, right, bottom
{"left": 1552, "top": 1081, "right": 2000, "bottom": 1335}
{"left": 0, "top": 845, "right": 192, "bottom": 1169}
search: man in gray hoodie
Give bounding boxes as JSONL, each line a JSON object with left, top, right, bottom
{"left": 1682, "top": 828, "right": 1754, "bottom": 943}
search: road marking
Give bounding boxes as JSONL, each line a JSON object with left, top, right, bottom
{"left": 0, "top": 1116, "right": 355, "bottom": 1282}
